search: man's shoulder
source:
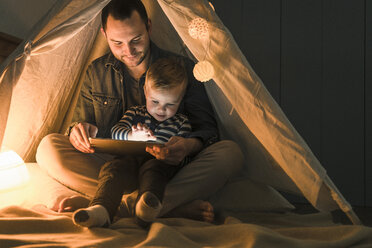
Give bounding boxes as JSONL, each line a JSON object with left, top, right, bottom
{"left": 86, "top": 52, "right": 121, "bottom": 77}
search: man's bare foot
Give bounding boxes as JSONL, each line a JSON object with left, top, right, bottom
{"left": 51, "top": 195, "right": 90, "bottom": 213}
{"left": 164, "top": 200, "right": 214, "bottom": 223}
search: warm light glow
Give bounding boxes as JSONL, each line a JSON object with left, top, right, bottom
{"left": 209, "top": 2, "right": 215, "bottom": 11}
{"left": 193, "top": 60, "right": 215, "bottom": 82}
{"left": 0, "top": 150, "right": 29, "bottom": 191}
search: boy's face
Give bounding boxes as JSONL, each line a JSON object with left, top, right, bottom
{"left": 144, "top": 80, "right": 185, "bottom": 122}
{"left": 102, "top": 11, "right": 151, "bottom": 68}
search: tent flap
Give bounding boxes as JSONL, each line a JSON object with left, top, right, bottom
{"left": 0, "top": 0, "right": 359, "bottom": 223}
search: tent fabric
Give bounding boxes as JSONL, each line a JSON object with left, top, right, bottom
{"left": 0, "top": 0, "right": 361, "bottom": 227}
{"left": 2, "top": 207, "right": 371, "bottom": 248}
{"left": 1, "top": 163, "right": 372, "bottom": 248}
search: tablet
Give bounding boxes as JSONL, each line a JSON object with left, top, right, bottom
{"left": 89, "top": 138, "right": 164, "bottom": 156}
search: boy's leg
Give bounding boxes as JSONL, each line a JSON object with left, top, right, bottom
{"left": 135, "top": 159, "right": 179, "bottom": 226}
{"left": 36, "top": 133, "right": 115, "bottom": 198}
{"left": 90, "top": 157, "right": 140, "bottom": 220}
{"left": 74, "top": 157, "right": 140, "bottom": 227}
{"left": 138, "top": 159, "right": 180, "bottom": 201}
{"left": 159, "top": 140, "right": 244, "bottom": 217}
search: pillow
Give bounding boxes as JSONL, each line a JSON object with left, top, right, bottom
{"left": 209, "top": 177, "right": 295, "bottom": 213}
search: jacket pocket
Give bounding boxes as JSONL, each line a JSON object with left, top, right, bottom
{"left": 92, "top": 93, "right": 121, "bottom": 137}
{"left": 92, "top": 93, "right": 120, "bottom": 107}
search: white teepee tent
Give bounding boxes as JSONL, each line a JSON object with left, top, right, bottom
{"left": 0, "top": 0, "right": 360, "bottom": 224}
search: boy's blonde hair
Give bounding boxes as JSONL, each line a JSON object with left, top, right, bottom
{"left": 145, "top": 56, "right": 188, "bottom": 91}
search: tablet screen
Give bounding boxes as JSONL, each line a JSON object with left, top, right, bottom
{"left": 89, "top": 138, "right": 164, "bottom": 156}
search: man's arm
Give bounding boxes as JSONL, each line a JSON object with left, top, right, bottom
{"left": 69, "top": 122, "right": 97, "bottom": 153}
{"left": 66, "top": 65, "right": 98, "bottom": 153}
{"left": 146, "top": 136, "right": 202, "bottom": 164}
{"left": 182, "top": 58, "right": 219, "bottom": 149}
{"left": 70, "top": 65, "right": 97, "bottom": 127}
{"left": 146, "top": 114, "right": 202, "bottom": 164}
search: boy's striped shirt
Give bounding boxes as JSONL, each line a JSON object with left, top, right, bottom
{"left": 111, "top": 105, "right": 191, "bottom": 143}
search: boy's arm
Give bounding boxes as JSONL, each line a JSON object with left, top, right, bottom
{"left": 111, "top": 108, "right": 136, "bottom": 140}
{"left": 176, "top": 116, "right": 192, "bottom": 138}
{"left": 128, "top": 122, "right": 156, "bottom": 141}
{"left": 113, "top": 107, "right": 156, "bottom": 141}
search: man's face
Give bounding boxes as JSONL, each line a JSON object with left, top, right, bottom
{"left": 103, "top": 11, "right": 151, "bottom": 68}
{"left": 144, "top": 81, "right": 185, "bottom": 122}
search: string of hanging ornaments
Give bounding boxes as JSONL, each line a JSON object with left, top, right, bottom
{"left": 188, "top": 14, "right": 215, "bottom": 82}
{"left": 187, "top": 3, "right": 235, "bottom": 116}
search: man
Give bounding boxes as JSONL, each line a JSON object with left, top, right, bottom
{"left": 36, "top": 0, "right": 243, "bottom": 222}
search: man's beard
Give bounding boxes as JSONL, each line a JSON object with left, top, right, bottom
{"left": 121, "top": 47, "right": 149, "bottom": 68}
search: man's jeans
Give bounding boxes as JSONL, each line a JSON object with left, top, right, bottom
{"left": 36, "top": 133, "right": 244, "bottom": 216}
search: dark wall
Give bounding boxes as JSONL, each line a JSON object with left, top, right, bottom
{"left": 0, "top": 32, "right": 22, "bottom": 65}
{"left": 212, "top": 0, "right": 371, "bottom": 206}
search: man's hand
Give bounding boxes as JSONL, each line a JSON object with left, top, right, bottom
{"left": 128, "top": 123, "right": 156, "bottom": 141}
{"left": 69, "top": 122, "right": 98, "bottom": 153}
{"left": 146, "top": 136, "right": 202, "bottom": 165}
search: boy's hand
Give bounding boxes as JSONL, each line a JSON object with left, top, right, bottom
{"left": 69, "top": 122, "right": 98, "bottom": 153}
{"left": 129, "top": 123, "right": 156, "bottom": 141}
{"left": 146, "top": 136, "right": 202, "bottom": 165}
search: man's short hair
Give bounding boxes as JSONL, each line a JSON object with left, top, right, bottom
{"left": 101, "top": 0, "right": 149, "bottom": 30}
{"left": 146, "top": 57, "right": 188, "bottom": 91}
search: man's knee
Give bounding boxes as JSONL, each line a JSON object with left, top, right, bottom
{"left": 36, "top": 133, "right": 68, "bottom": 168}
{"left": 37, "top": 133, "right": 60, "bottom": 153}
{"left": 206, "top": 140, "right": 244, "bottom": 177}
{"left": 37, "top": 133, "right": 69, "bottom": 151}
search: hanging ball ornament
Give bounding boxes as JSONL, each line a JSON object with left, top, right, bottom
{"left": 193, "top": 60, "right": 215, "bottom": 82}
{"left": 188, "top": 18, "right": 209, "bottom": 39}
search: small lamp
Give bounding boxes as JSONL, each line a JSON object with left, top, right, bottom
{"left": 0, "top": 149, "right": 30, "bottom": 191}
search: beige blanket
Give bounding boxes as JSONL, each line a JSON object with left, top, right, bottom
{"left": 1, "top": 164, "right": 372, "bottom": 248}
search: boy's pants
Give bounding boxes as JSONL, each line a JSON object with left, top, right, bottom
{"left": 90, "top": 157, "right": 182, "bottom": 220}
{"left": 36, "top": 133, "right": 244, "bottom": 216}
